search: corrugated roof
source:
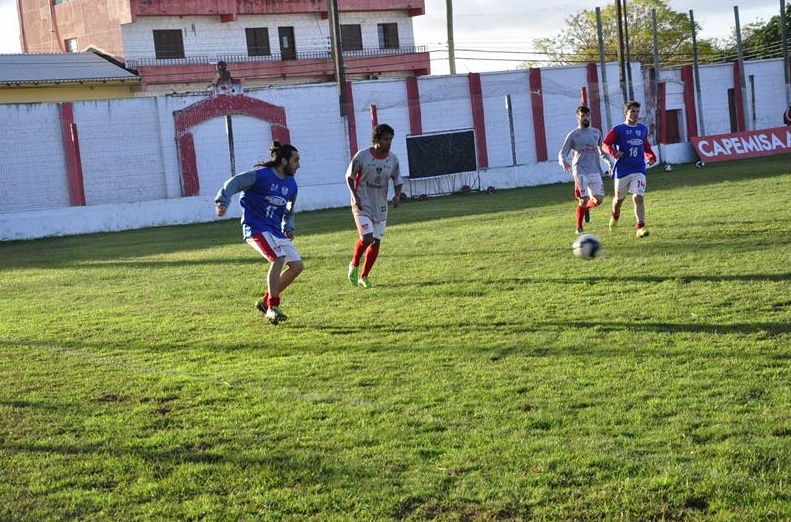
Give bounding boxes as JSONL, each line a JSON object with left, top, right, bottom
{"left": 0, "top": 52, "right": 139, "bottom": 85}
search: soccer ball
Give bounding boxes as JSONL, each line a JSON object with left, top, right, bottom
{"left": 695, "top": 160, "right": 706, "bottom": 168}
{"left": 572, "top": 234, "right": 601, "bottom": 259}
{"left": 663, "top": 163, "right": 674, "bottom": 172}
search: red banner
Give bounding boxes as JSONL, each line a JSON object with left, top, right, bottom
{"left": 691, "top": 126, "right": 791, "bottom": 163}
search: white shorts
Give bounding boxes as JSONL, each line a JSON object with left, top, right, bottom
{"left": 246, "top": 232, "right": 301, "bottom": 263}
{"left": 575, "top": 172, "right": 605, "bottom": 199}
{"left": 354, "top": 213, "right": 386, "bottom": 239}
{"left": 614, "top": 173, "right": 647, "bottom": 199}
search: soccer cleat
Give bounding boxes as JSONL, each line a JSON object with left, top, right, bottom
{"left": 348, "top": 264, "right": 359, "bottom": 285}
{"left": 575, "top": 227, "right": 584, "bottom": 234}
{"left": 584, "top": 208, "right": 590, "bottom": 223}
{"left": 265, "top": 306, "right": 288, "bottom": 324}
{"left": 636, "top": 227, "right": 649, "bottom": 238}
{"left": 358, "top": 277, "right": 373, "bottom": 289}
{"left": 255, "top": 298, "right": 267, "bottom": 314}
{"left": 609, "top": 217, "right": 618, "bottom": 231}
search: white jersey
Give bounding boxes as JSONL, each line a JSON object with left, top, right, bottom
{"left": 346, "top": 147, "right": 402, "bottom": 222}
{"left": 558, "top": 126, "right": 609, "bottom": 176}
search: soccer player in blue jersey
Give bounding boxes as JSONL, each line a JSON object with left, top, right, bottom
{"left": 346, "top": 124, "right": 403, "bottom": 289}
{"left": 603, "top": 101, "right": 657, "bottom": 238}
{"left": 214, "top": 142, "right": 302, "bottom": 325}
{"left": 558, "top": 105, "right": 612, "bottom": 234}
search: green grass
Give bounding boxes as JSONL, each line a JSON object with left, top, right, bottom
{"left": 1, "top": 156, "right": 790, "bottom": 521}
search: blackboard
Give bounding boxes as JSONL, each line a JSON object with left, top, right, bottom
{"left": 406, "top": 130, "right": 477, "bottom": 179}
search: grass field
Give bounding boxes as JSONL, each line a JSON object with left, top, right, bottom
{"left": 1, "top": 156, "right": 790, "bottom": 521}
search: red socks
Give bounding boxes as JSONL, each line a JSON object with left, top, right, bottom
{"left": 576, "top": 206, "right": 585, "bottom": 228}
{"left": 351, "top": 240, "right": 366, "bottom": 267}
{"left": 360, "top": 244, "right": 380, "bottom": 278}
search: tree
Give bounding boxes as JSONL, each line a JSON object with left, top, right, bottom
{"left": 724, "top": 4, "right": 791, "bottom": 61}
{"left": 526, "top": 0, "right": 722, "bottom": 68}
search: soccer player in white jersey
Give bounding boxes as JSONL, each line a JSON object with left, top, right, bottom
{"left": 345, "top": 124, "right": 403, "bottom": 288}
{"left": 603, "top": 101, "right": 657, "bottom": 238}
{"left": 558, "top": 105, "right": 612, "bottom": 234}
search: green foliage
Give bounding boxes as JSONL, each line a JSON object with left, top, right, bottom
{"left": 722, "top": 4, "right": 791, "bottom": 61}
{"left": 531, "top": 0, "right": 722, "bottom": 67}
{"left": 1, "top": 156, "right": 791, "bottom": 520}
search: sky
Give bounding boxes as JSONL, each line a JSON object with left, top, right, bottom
{"left": 0, "top": 0, "right": 784, "bottom": 74}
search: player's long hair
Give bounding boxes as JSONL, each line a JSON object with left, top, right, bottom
{"left": 256, "top": 141, "right": 298, "bottom": 170}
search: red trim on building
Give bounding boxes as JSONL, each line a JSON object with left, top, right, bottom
{"left": 586, "top": 63, "right": 602, "bottom": 130}
{"left": 468, "top": 73, "right": 488, "bottom": 169}
{"left": 137, "top": 53, "right": 430, "bottom": 88}
{"left": 732, "top": 62, "right": 746, "bottom": 132}
{"left": 406, "top": 76, "right": 422, "bottom": 135}
{"left": 129, "top": 0, "right": 425, "bottom": 19}
{"left": 681, "top": 65, "right": 698, "bottom": 139}
{"left": 59, "top": 103, "right": 86, "bottom": 206}
{"left": 173, "top": 95, "right": 290, "bottom": 196}
{"left": 177, "top": 133, "right": 200, "bottom": 197}
{"left": 529, "top": 68, "right": 548, "bottom": 162}
{"left": 344, "top": 81, "right": 358, "bottom": 158}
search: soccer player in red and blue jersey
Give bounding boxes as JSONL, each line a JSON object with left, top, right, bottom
{"left": 215, "top": 142, "right": 302, "bottom": 324}
{"left": 603, "top": 101, "right": 657, "bottom": 238}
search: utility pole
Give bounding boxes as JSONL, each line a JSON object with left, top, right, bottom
{"left": 327, "top": 0, "right": 347, "bottom": 116}
{"left": 446, "top": 0, "right": 456, "bottom": 74}
{"left": 781, "top": 0, "right": 790, "bottom": 105}
{"left": 651, "top": 9, "right": 661, "bottom": 145}
{"left": 734, "top": 6, "right": 751, "bottom": 131}
{"left": 615, "top": 0, "right": 627, "bottom": 103}
{"left": 596, "top": 7, "right": 613, "bottom": 130}
{"left": 622, "top": 0, "right": 634, "bottom": 100}
{"left": 690, "top": 10, "right": 705, "bottom": 136}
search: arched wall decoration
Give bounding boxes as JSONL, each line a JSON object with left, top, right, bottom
{"left": 173, "top": 95, "right": 290, "bottom": 196}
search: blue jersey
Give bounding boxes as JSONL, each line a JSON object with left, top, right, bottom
{"left": 603, "top": 123, "right": 654, "bottom": 178}
{"left": 215, "top": 167, "right": 298, "bottom": 239}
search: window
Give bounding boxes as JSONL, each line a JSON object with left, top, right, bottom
{"left": 245, "top": 27, "right": 270, "bottom": 57}
{"left": 65, "top": 38, "right": 79, "bottom": 53}
{"left": 340, "top": 24, "right": 363, "bottom": 52}
{"left": 377, "top": 23, "right": 399, "bottom": 50}
{"left": 153, "top": 29, "right": 185, "bottom": 60}
{"left": 278, "top": 27, "right": 296, "bottom": 60}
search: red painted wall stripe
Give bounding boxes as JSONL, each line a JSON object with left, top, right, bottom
{"left": 59, "top": 102, "right": 86, "bottom": 206}
{"left": 178, "top": 133, "right": 200, "bottom": 197}
{"left": 529, "top": 68, "right": 548, "bottom": 162}
{"left": 658, "top": 82, "right": 668, "bottom": 143}
{"left": 681, "top": 65, "right": 698, "bottom": 138}
{"left": 344, "top": 81, "right": 358, "bottom": 158}
{"left": 586, "top": 63, "right": 602, "bottom": 130}
{"left": 406, "top": 76, "right": 422, "bottom": 135}
{"left": 468, "top": 73, "right": 488, "bottom": 169}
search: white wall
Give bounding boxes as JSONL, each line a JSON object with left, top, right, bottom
{"left": 121, "top": 11, "right": 415, "bottom": 63}
{"left": 1, "top": 58, "right": 788, "bottom": 241}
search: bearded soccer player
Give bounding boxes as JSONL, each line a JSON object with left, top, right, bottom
{"left": 558, "top": 105, "right": 612, "bottom": 234}
{"left": 215, "top": 142, "right": 303, "bottom": 325}
{"left": 346, "top": 124, "right": 403, "bottom": 289}
{"left": 602, "top": 101, "right": 657, "bottom": 238}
